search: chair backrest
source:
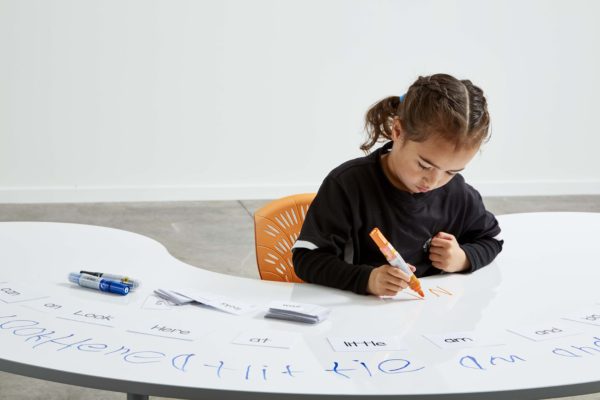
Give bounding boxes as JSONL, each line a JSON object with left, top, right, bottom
{"left": 253, "top": 193, "right": 316, "bottom": 282}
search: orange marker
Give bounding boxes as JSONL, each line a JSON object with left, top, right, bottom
{"left": 369, "top": 228, "right": 425, "bottom": 297}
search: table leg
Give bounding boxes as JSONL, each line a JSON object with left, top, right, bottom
{"left": 127, "top": 394, "right": 148, "bottom": 400}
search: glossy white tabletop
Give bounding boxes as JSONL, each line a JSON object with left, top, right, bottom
{"left": 0, "top": 213, "right": 599, "bottom": 399}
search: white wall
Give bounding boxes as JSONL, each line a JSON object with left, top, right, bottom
{"left": 1, "top": 0, "right": 599, "bottom": 203}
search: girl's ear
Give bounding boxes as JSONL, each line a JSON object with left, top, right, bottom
{"left": 391, "top": 117, "right": 404, "bottom": 142}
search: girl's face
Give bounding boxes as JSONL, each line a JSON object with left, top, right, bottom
{"left": 382, "top": 119, "right": 479, "bottom": 194}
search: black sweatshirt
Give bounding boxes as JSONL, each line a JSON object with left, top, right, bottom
{"left": 292, "top": 142, "right": 503, "bottom": 295}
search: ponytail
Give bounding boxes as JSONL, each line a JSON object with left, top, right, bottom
{"left": 361, "top": 96, "right": 401, "bottom": 153}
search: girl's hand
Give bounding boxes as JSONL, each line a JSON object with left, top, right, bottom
{"left": 429, "top": 232, "right": 470, "bottom": 272}
{"left": 367, "top": 264, "right": 417, "bottom": 296}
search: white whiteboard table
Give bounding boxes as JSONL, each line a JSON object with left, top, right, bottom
{"left": 0, "top": 212, "right": 599, "bottom": 399}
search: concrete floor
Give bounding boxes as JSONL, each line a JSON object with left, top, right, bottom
{"left": 0, "top": 195, "right": 599, "bottom": 400}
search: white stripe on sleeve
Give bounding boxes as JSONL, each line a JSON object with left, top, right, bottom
{"left": 292, "top": 240, "right": 319, "bottom": 250}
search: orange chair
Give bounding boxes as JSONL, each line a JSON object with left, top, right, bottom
{"left": 254, "top": 193, "right": 316, "bottom": 282}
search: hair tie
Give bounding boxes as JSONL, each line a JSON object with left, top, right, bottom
{"left": 399, "top": 94, "right": 406, "bottom": 102}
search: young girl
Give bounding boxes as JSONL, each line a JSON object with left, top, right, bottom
{"left": 292, "top": 73, "right": 503, "bottom": 297}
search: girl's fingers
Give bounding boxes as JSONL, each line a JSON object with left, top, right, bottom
{"left": 387, "top": 267, "right": 411, "bottom": 282}
{"left": 381, "top": 283, "right": 399, "bottom": 295}
{"left": 429, "top": 253, "right": 443, "bottom": 262}
{"left": 384, "top": 277, "right": 409, "bottom": 291}
{"left": 431, "top": 238, "right": 451, "bottom": 248}
{"left": 432, "top": 261, "right": 447, "bottom": 270}
{"left": 436, "top": 232, "right": 455, "bottom": 240}
{"left": 385, "top": 277, "right": 404, "bottom": 288}
{"left": 429, "top": 248, "right": 444, "bottom": 257}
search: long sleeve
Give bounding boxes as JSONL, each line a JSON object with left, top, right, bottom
{"left": 461, "top": 238, "right": 503, "bottom": 272}
{"left": 292, "top": 248, "right": 374, "bottom": 294}
{"left": 292, "top": 173, "right": 376, "bottom": 294}
{"left": 456, "top": 185, "right": 503, "bottom": 272}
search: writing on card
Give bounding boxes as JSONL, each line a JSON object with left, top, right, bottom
{"left": 507, "top": 322, "right": 583, "bottom": 342}
{"left": 562, "top": 308, "right": 600, "bottom": 327}
{"left": 58, "top": 307, "right": 121, "bottom": 328}
{"left": 232, "top": 330, "right": 300, "bottom": 349}
{"left": 0, "top": 284, "right": 47, "bottom": 304}
{"left": 423, "top": 331, "right": 504, "bottom": 350}
{"left": 127, "top": 321, "right": 201, "bottom": 341}
{"left": 327, "top": 336, "right": 407, "bottom": 352}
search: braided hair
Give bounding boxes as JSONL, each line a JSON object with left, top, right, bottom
{"left": 362, "top": 74, "right": 490, "bottom": 152}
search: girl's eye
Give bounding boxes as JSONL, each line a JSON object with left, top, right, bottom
{"left": 446, "top": 171, "right": 456, "bottom": 176}
{"left": 418, "top": 162, "right": 432, "bottom": 170}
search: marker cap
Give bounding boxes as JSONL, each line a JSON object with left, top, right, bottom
{"left": 100, "top": 279, "right": 130, "bottom": 295}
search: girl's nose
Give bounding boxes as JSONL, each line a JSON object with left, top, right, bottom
{"left": 426, "top": 169, "right": 443, "bottom": 186}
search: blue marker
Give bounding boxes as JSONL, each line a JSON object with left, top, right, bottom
{"left": 80, "top": 271, "right": 140, "bottom": 289}
{"left": 68, "top": 272, "right": 130, "bottom": 295}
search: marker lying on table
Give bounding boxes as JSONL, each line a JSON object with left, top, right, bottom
{"left": 369, "top": 228, "right": 425, "bottom": 297}
{"left": 80, "top": 271, "right": 140, "bottom": 289}
{"left": 69, "top": 272, "right": 130, "bottom": 295}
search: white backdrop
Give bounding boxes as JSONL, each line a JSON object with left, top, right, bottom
{"left": 1, "top": 0, "right": 599, "bottom": 202}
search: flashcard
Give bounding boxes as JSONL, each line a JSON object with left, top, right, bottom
{"left": 0, "top": 283, "right": 48, "bottom": 304}
{"left": 422, "top": 331, "right": 505, "bottom": 350}
{"left": 58, "top": 306, "right": 122, "bottom": 328}
{"left": 232, "top": 330, "right": 300, "bottom": 349}
{"left": 507, "top": 322, "right": 583, "bottom": 342}
{"left": 327, "top": 336, "right": 408, "bottom": 352}
{"left": 177, "top": 289, "right": 256, "bottom": 315}
{"left": 562, "top": 307, "right": 600, "bottom": 327}
{"left": 141, "top": 294, "right": 174, "bottom": 310}
{"left": 126, "top": 320, "right": 201, "bottom": 341}
{"left": 21, "top": 297, "right": 75, "bottom": 315}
